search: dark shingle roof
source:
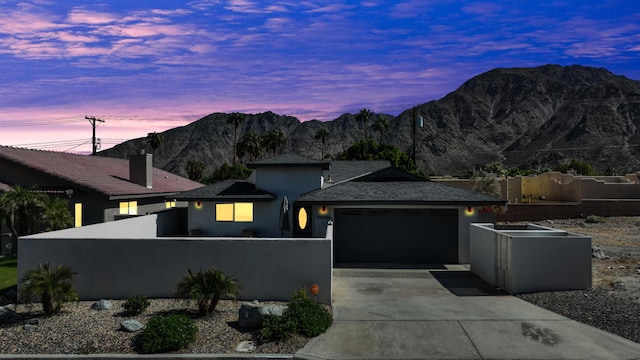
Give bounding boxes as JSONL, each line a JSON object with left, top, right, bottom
{"left": 0, "top": 146, "right": 203, "bottom": 197}
{"left": 248, "top": 154, "right": 330, "bottom": 169}
{"left": 296, "top": 181, "right": 505, "bottom": 205}
{"left": 175, "top": 179, "right": 275, "bottom": 202}
{"left": 324, "top": 161, "right": 391, "bottom": 184}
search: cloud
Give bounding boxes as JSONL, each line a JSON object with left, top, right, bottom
{"left": 66, "top": 9, "right": 118, "bottom": 25}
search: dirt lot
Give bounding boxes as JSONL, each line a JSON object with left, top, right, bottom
{"left": 512, "top": 216, "right": 640, "bottom": 302}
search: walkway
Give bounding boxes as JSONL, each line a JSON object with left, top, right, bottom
{"left": 296, "top": 266, "right": 640, "bottom": 360}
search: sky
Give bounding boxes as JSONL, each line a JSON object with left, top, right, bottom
{"left": 0, "top": 0, "right": 639, "bottom": 153}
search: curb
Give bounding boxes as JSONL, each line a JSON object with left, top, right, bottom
{"left": 0, "top": 355, "right": 293, "bottom": 360}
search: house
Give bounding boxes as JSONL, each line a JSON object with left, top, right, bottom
{"left": 0, "top": 146, "right": 203, "bottom": 229}
{"left": 176, "top": 154, "right": 505, "bottom": 266}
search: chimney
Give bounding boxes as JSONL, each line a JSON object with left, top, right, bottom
{"left": 129, "top": 150, "right": 153, "bottom": 189}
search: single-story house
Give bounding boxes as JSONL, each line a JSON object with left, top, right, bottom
{"left": 176, "top": 154, "right": 505, "bottom": 266}
{"left": 0, "top": 145, "right": 203, "bottom": 228}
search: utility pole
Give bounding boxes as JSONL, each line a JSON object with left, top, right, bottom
{"left": 85, "top": 116, "right": 105, "bottom": 155}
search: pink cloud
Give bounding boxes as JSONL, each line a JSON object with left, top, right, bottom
{"left": 66, "top": 9, "right": 118, "bottom": 25}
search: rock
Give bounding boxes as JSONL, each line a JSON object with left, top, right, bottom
{"left": 0, "top": 306, "right": 17, "bottom": 323}
{"left": 238, "top": 303, "right": 288, "bottom": 329}
{"left": 592, "top": 247, "right": 609, "bottom": 259}
{"left": 23, "top": 323, "right": 38, "bottom": 330}
{"left": 90, "top": 299, "right": 112, "bottom": 310}
{"left": 25, "top": 318, "right": 39, "bottom": 325}
{"left": 121, "top": 319, "right": 144, "bottom": 332}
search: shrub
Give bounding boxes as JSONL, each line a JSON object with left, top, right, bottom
{"left": 175, "top": 267, "right": 240, "bottom": 316}
{"left": 259, "top": 288, "right": 332, "bottom": 343}
{"left": 137, "top": 314, "right": 197, "bottom": 353}
{"left": 123, "top": 296, "right": 150, "bottom": 316}
{"left": 19, "top": 262, "right": 78, "bottom": 315}
{"left": 585, "top": 215, "right": 606, "bottom": 223}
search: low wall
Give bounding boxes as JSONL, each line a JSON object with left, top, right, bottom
{"left": 497, "top": 200, "right": 640, "bottom": 221}
{"left": 18, "top": 215, "right": 333, "bottom": 304}
{"left": 470, "top": 223, "right": 591, "bottom": 294}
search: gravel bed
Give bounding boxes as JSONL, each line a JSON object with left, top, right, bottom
{"left": 517, "top": 289, "right": 640, "bottom": 344}
{"left": 0, "top": 299, "right": 310, "bottom": 355}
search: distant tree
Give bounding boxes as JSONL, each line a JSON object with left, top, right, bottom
{"left": 314, "top": 128, "right": 331, "bottom": 159}
{"left": 186, "top": 159, "right": 207, "bottom": 182}
{"left": 262, "top": 129, "right": 286, "bottom": 157}
{"left": 337, "top": 140, "right": 425, "bottom": 177}
{"left": 203, "top": 163, "right": 252, "bottom": 184}
{"left": 371, "top": 117, "right": 390, "bottom": 144}
{"left": 41, "top": 196, "right": 73, "bottom": 232}
{"left": 471, "top": 173, "right": 502, "bottom": 197}
{"left": 237, "top": 131, "right": 262, "bottom": 161}
{"left": 227, "top": 113, "right": 246, "bottom": 164}
{"left": 553, "top": 159, "right": 600, "bottom": 176}
{"left": 146, "top": 132, "right": 165, "bottom": 152}
{"left": 356, "top": 108, "right": 373, "bottom": 141}
{"left": 0, "top": 186, "right": 46, "bottom": 240}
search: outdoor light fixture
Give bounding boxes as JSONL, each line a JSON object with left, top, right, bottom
{"left": 195, "top": 201, "right": 203, "bottom": 209}
{"left": 319, "top": 205, "right": 329, "bottom": 215}
{"left": 465, "top": 206, "right": 474, "bottom": 216}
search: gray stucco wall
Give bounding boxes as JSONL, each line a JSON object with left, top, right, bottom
{"left": 19, "top": 215, "right": 333, "bottom": 304}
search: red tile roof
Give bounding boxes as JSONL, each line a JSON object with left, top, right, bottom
{"left": 0, "top": 146, "right": 203, "bottom": 197}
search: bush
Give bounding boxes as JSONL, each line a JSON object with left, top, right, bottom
{"left": 123, "top": 296, "right": 150, "bottom": 316}
{"left": 19, "top": 262, "right": 78, "bottom": 315}
{"left": 585, "top": 215, "right": 606, "bottom": 223}
{"left": 175, "top": 267, "right": 240, "bottom": 316}
{"left": 137, "top": 314, "right": 197, "bottom": 353}
{"left": 259, "top": 288, "right": 332, "bottom": 343}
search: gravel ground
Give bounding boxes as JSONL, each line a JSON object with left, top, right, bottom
{"left": 513, "top": 216, "right": 640, "bottom": 345}
{"left": 0, "top": 299, "right": 310, "bottom": 355}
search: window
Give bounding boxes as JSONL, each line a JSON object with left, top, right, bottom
{"left": 165, "top": 200, "right": 176, "bottom": 209}
{"left": 74, "top": 203, "right": 82, "bottom": 227}
{"left": 216, "top": 202, "right": 253, "bottom": 222}
{"left": 119, "top": 201, "right": 138, "bottom": 215}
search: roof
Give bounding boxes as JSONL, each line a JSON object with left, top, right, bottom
{"left": 247, "top": 154, "right": 330, "bottom": 169}
{"left": 174, "top": 179, "right": 275, "bottom": 202}
{"left": 324, "top": 161, "right": 391, "bottom": 184}
{"left": 296, "top": 181, "right": 505, "bottom": 205}
{"left": 0, "top": 146, "right": 203, "bottom": 198}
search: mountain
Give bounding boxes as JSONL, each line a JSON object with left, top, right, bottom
{"left": 99, "top": 64, "right": 640, "bottom": 177}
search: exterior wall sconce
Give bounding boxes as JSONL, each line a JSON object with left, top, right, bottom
{"left": 195, "top": 201, "right": 203, "bottom": 209}
{"left": 318, "top": 205, "right": 329, "bottom": 215}
{"left": 465, "top": 206, "right": 474, "bottom": 216}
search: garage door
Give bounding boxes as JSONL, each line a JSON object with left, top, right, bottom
{"left": 334, "top": 208, "right": 458, "bottom": 265}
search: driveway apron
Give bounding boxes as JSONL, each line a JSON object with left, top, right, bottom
{"left": 295, "top": 266, "right": 640, "bottom": 360}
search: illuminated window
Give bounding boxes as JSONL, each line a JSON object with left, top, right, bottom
{"left": 298, "top": 207, "right": 308, "bottom": 230}
{"left": 74, "top": 203, "right": 82, "bottom": 227}
{"left": 216, "top": 203, "right": 234, "bottom": 221}
{"left": 119, "top": 201, "right": 138, "bottom": 215}
{"left": 215, "top": 202, "right": 253, "bottom": 222}
{"left": 165, "top": 201, "right": 176, "bottom": 209}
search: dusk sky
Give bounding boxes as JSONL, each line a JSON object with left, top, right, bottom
{"left": 1, "top": 0, "right": 639, "bottom": 153}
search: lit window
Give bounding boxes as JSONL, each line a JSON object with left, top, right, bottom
{"left": 74, "top": 203, "right": 82, "bottom": 227}
{"left": 165, "top": 201, "right": 176, "bottom": 209}
{"left": 216, "top": 203, "right": 234, "bottom": 221}
{"left": 235, "top": 202, "right": 253, "bottom": 222}
{"left": 215, "top": 202, "right": 253, "bottom": 222}
{"left": 119, "top": 201, "right": 138, "bottom": 215}
{"left": 298, "top": 207, "right": 308, "bottom": 230}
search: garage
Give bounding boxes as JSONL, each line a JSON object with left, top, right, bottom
{"left": 334, "top": 208, "right": 459, "bottom": 265}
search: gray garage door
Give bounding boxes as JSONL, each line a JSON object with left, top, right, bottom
{"left": 334, "top": 208, "right": 458, "bottom": 265}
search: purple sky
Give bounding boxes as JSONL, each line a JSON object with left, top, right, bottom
{"left": 1, "top": 0, "right": 639, "bottom": 153}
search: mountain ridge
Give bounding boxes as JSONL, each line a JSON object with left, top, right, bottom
{"left": 99, "top": 64, "right": 640, "bottom": 177}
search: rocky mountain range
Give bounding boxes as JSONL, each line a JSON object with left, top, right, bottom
{"left": 99, "top": 64, "right": 640, "bottom": 177}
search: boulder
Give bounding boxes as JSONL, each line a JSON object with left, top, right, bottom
{"left": 121, "top": 319, "right": 145, "bottom": 332}
{"left": 591, "top": 247, "right": 609, "bottom": 259}
{"left": 0, "top": 306, "right": 17, "bottom": 323}
{"left": 90, "top": 299, "right": 112, "bottom": 310}
{"left": 238, "top": 302, "right": 287, "bottom": 329}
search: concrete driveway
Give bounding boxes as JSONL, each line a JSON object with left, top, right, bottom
{"left": 295, "top": 266, "right": 640, "bottom": 360}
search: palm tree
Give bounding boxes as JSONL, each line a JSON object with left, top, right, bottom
{"left": 262, "top": 129, "right": 286, "bottom": 157}
{"left": 227, "top": 113, "right": 246, "bottom": 164}
{"left": 0, "top": 186, "right": 46, "bottom": 240}
{"left": 314, "top": 128, "right": 331, "bottom": 159}
{"left": 372, "top": 117, "right": 390, "bottom": 144}
{"left": 41, "top": 196, "right": 73, "bottom": 231}
{"left": 237, "top": 131, "right": 262, "bottom": 161}
{"left": 19, "top": 262, "right": 78, "bottom": 315}
{"left": 186, "top": 159, "right": 207, "bottom": 182}
{"left": 175, "top": 267, "right": 240, "bottom": 316}
{"left": 356, "top": 108, "right": 374, "bottom": 141}
{"left": 146, "top": 132, "right": 165, "bottom": 152}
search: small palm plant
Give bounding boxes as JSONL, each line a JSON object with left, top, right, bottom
{"left": 19, "top": 262, "right": 78, "bottom": 315}
{"left": 175, "top": 267, "right": 240, "bottom": 316}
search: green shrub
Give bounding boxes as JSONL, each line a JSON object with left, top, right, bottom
{"left": 19, "top": 262, "right": 78, "bottom": 315}
{"left": 259, "top": 288, "right": 332, "bottom": 343}
{"left": 585, "top": 215, "right": 606, "bottom": 223}
{"left": 123, "top": 296, "right": 150, "bottom": 316}
{"left": 137, "top": 314, "right": 197, "bottom": 353}
{"left": 175, "top": 267, "right": 240, "bottom": 316}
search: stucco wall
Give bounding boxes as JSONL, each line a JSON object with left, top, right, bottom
{"left": 19, "top": 215, "right": 333, "bottom": 304}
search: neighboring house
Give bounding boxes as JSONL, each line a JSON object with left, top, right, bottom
{"left": 0, "top": 181, "right": 12, "bottom": 255}
{"left": 0, "top": 146, "right": 203, "bottom": 228}
{"left": 176, "top": 154, "right": 505, "bottom": 266}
